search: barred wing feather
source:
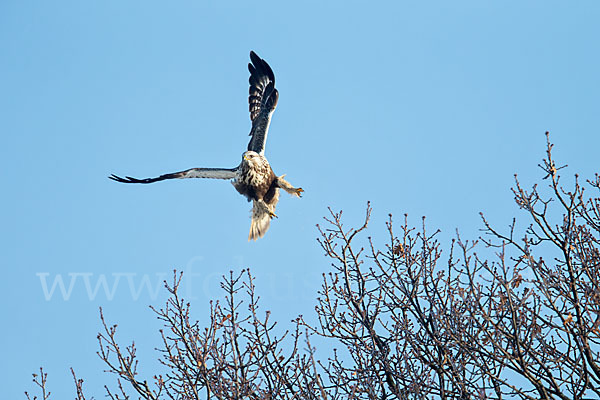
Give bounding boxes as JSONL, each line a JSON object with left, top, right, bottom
{"left": 247, "top": 51, "right": 278, "bottom": 155}
{"left": 109, "top": 167, "right": 237, "bottom": 184}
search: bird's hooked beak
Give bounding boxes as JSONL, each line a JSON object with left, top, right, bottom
{"left": 244, "top": 154, "right": 250, "bottom": 161}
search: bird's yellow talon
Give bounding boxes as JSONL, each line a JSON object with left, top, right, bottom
{"left": 296, "top": 188, "right": 304, "bottom": 197}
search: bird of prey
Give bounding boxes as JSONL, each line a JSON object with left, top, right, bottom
{"left": 109, "top": 51, "right": 303, "bottom": 240}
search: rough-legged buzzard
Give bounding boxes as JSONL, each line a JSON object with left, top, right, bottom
{"left": 109, "top": 51, "right": 303, "bottom": 240}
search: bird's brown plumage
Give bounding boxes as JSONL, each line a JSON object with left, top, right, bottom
{"left": 109, "top": 51, "right": 302, "bottom": 240}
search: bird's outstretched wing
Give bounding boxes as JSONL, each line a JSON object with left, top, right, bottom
{"left": 109, "top": 167, "right": 237, "bottom": 184}
{"left": 247, "top": 51, "right": 278, "bottom": 155}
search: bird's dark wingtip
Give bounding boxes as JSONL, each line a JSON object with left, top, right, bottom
{"left": 109, "top": 174, "right": 132, "bottom": 183}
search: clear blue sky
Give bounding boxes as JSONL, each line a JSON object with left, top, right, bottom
{"left": 1, "top": 1, "right": 599, "bottom": 397}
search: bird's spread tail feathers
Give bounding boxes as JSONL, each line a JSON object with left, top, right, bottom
{"left": 248, "top": 200, "right": 275, "bottom": 241}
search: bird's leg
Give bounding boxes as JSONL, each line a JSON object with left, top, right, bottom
{"left": 256, "top": 199, "right": 278, "bottom": 218}
{"left": 276, "top": 175, "right": 304, "bottom": 197}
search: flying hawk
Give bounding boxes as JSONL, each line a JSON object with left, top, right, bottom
{"left": 109, "top": 51, "right": 303, "bottom": 240}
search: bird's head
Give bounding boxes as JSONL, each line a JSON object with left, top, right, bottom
{"left": 241, "top": 151, "right": 269, "bottom": 172}
{"left": 242, "top": 151, "right": 261, "bottom": 165}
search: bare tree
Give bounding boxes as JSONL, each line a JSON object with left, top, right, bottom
{"left": 94, "top": 270, "right": 330, "bottom": 400}
{"left": 304, "top": 133, "right": 599, "bottom": 399}
{"left": 25, "top": 368, "right": 87, "bottom": 400}
{"left": 26, "top": 134, "right": 599, "bottom": 399}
